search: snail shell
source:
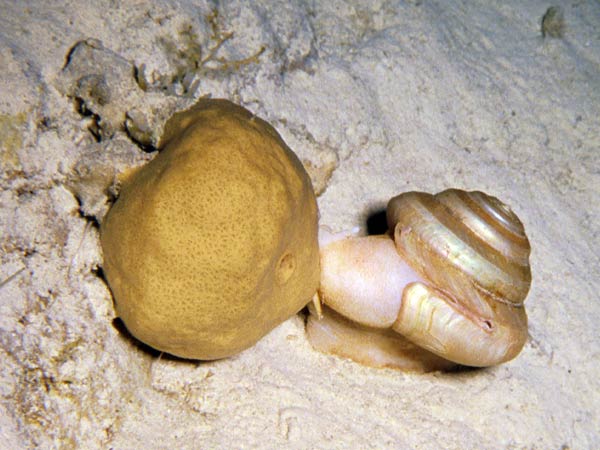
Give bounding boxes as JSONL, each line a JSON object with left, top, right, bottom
{"left": 308, "top": 189, "right": 531, "bottom": 369}
{"left": 387, "top": 189, "right": 531, "bottom": 367}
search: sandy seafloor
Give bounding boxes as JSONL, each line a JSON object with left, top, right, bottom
{"left": 0, "top": 1, "right": 599, "bottom": 449}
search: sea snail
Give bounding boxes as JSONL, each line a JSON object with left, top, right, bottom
{"left": 307, "top": 189, "right": 531, "bottom": 371}
{"left": 101, "top": 99, "right": 320, "bottom": 360}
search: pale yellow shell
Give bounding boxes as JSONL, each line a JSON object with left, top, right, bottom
{"left": 387, "top": 189, "right": 531, "bottom": 366}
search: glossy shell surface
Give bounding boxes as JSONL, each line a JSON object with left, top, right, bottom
{"left": 387, "top": 189, "right": 531, "bottom": 310}
{"left": 387, "top": 189, "right": 531, "bottom": 366}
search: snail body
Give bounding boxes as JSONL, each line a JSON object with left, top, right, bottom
{"left": 307, "top": 189, "right": 531, "bottom": 371}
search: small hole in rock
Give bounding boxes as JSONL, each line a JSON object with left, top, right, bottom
{"left": 276, "top": 253, "right": 296, "bottom": 284}
{"left": 366, "top": 209, "right": 388, "bottom": 235}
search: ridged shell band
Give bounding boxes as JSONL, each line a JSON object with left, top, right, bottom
{"left": 387, "top": 189, "right": 531, "bottom": 308}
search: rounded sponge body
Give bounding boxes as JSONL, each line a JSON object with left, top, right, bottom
{"left": 100, "top": 99, "right": 319, "bottom": 359}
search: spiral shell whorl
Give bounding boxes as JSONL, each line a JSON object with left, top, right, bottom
{"left": 387, "top": 189, "right": 531, "bottom": 310}
{"left": 386, "top": 189, "right": 531, "bottom": 366}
